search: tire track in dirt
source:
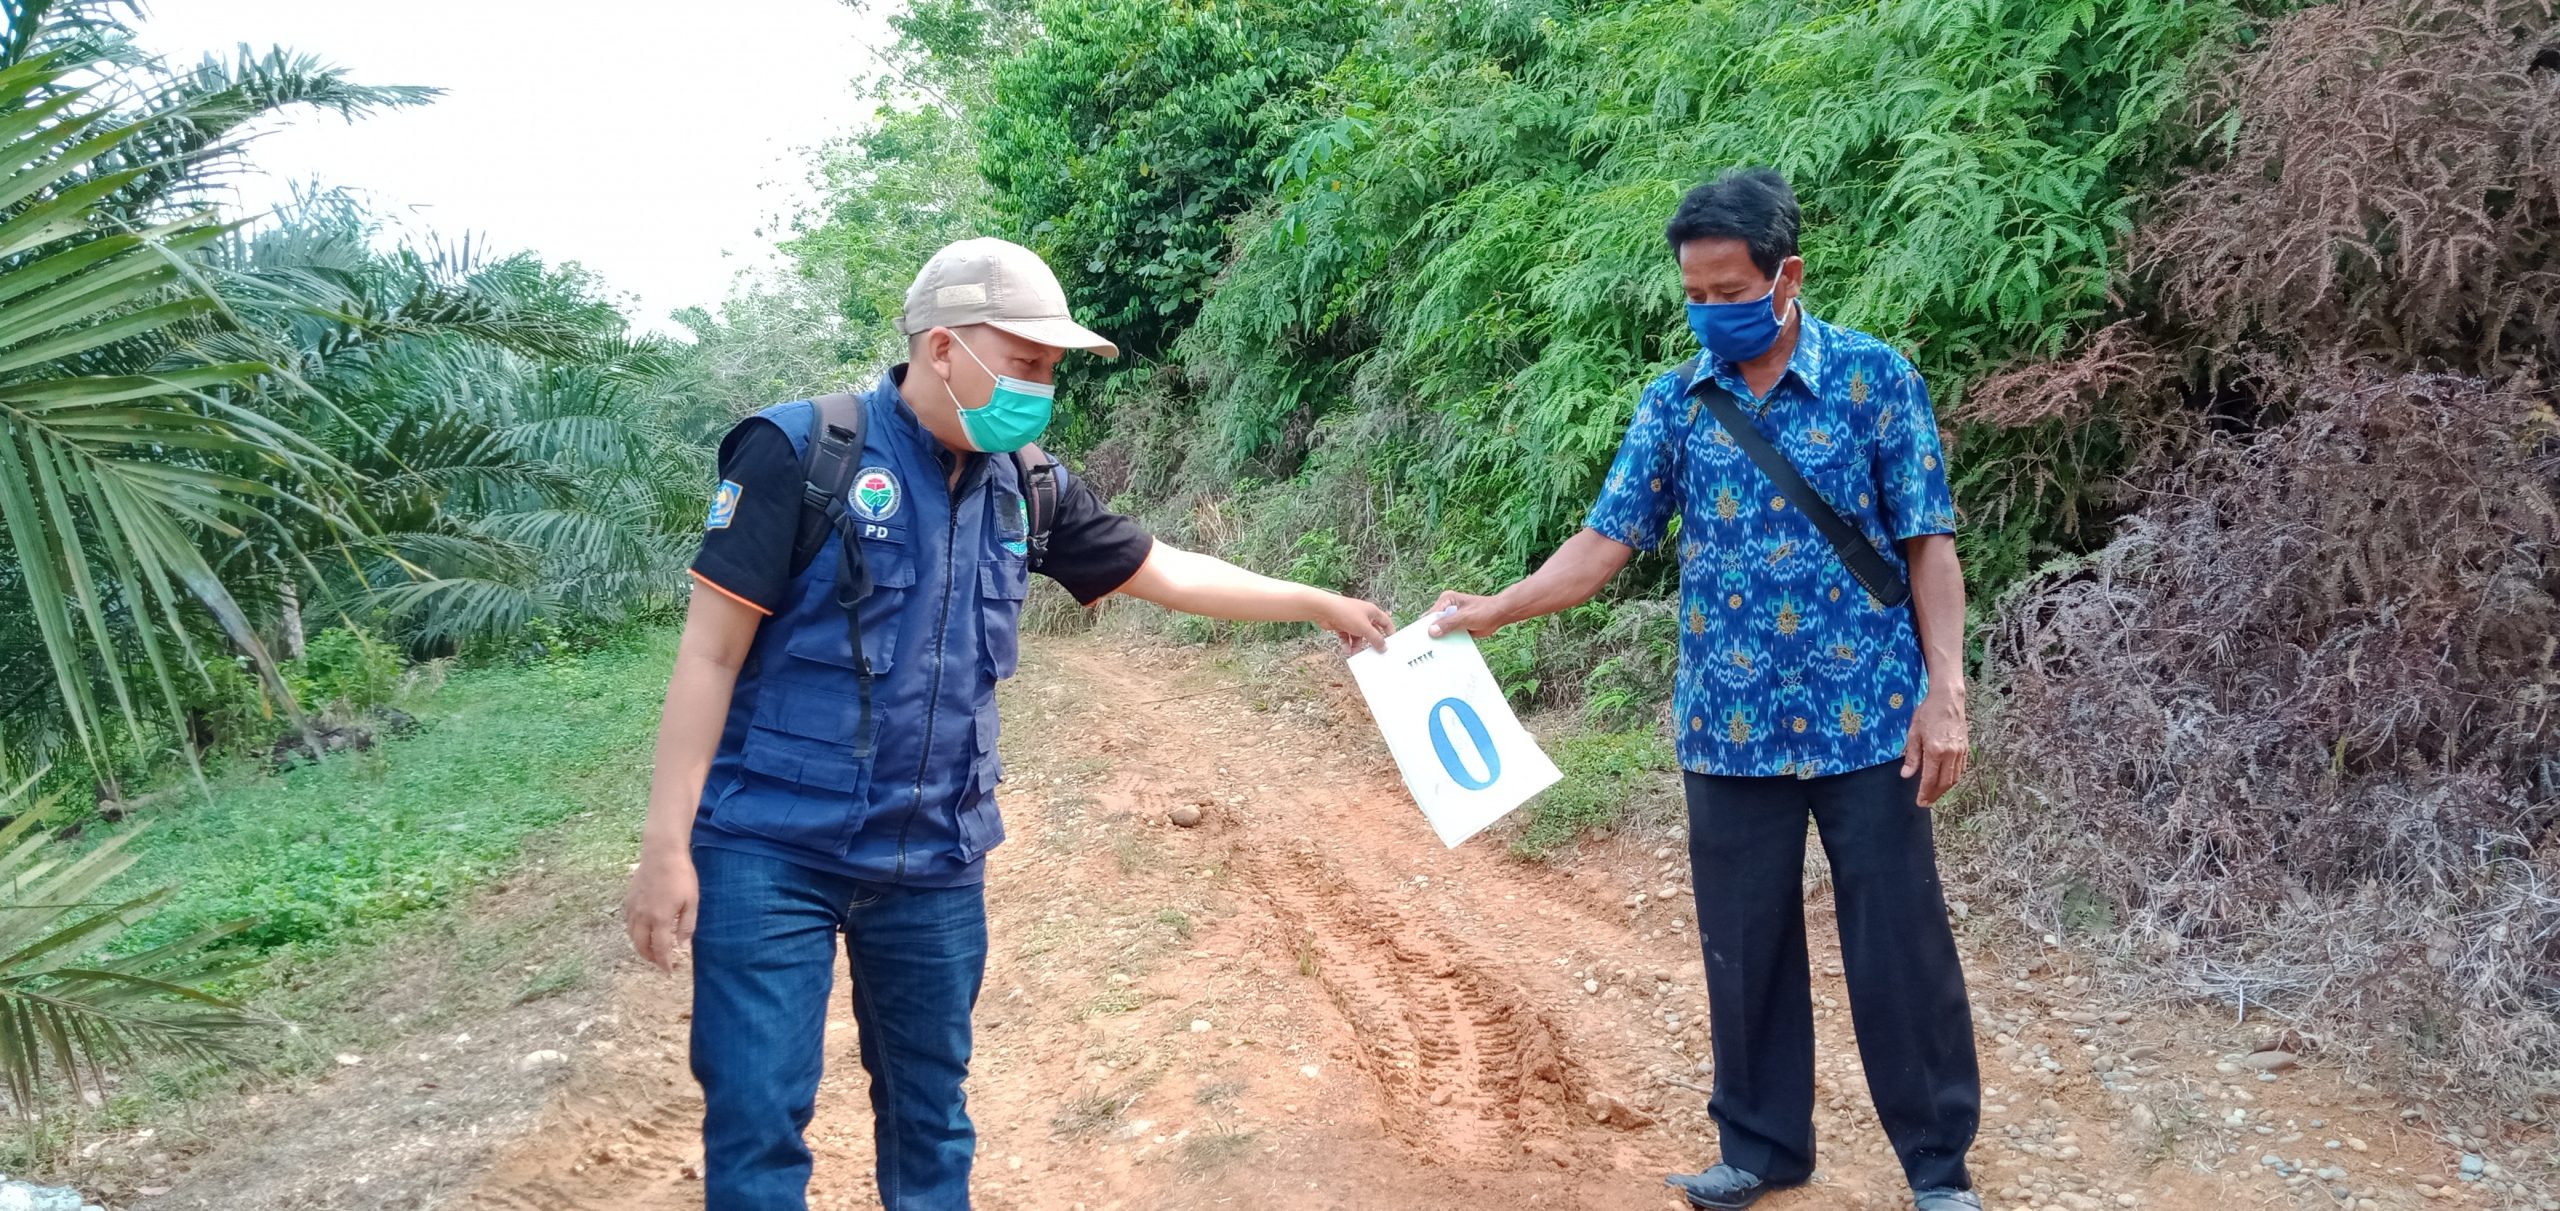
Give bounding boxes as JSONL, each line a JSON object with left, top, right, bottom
{"left": 1062, "top": 642, "right": 1603, "bottom": 1170}
{"left": 1237, "top": 835, "right": 1583, "bottom": 1167}
{"left": 464, "top": 1074, "right": 703, "bottom": 1211}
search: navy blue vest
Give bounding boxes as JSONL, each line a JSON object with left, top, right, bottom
{"left": 692, "top": 374, "right": 1029, "bottom": 885}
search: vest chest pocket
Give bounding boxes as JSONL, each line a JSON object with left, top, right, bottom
{"left": 978, "top": 558, "right": 1029, "bottom": 680}
{"left": 783, "top": 542, "right": 918, "bottom": 673}
{"left": 990, "top": 483, "right": 1030, "bottom": 553}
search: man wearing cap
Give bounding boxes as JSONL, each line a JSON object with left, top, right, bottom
{"left": 623, "top": 238, "right": 1393, "bottom": 1210}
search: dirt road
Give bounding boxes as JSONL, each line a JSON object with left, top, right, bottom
{"left": 146, "top": 634, "right": 2515, "bottom": 1211}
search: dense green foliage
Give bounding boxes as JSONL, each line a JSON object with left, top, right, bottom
{"left": 980, "top": 0, "right": 1374, "bottom": 360}
{"left": 785, "top": 104, "right": 997, "bottom": 365}
{"left": 1161, "top": 0, "right": 2241, "bottom": 593}
{"left": 0, "top": 16, "right": 418, "bottom": 783}
{"left": 786, "top": 0, "right": 2256, "bottom": 720}
{"left": 0, "top": 0, "right": 721, "bottom": 1101}
{"left": 214, "top": 193, "right": 707, "bottom": 654}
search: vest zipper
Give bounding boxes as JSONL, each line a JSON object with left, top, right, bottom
{"left": 894, "top": 472, "right": 967, "bottom": 881}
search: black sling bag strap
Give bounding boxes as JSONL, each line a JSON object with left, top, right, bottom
{"left": 1685, "top": 367, "right": 1912, "bottom": 609}
{"left": 795, "top": 392, "right": 879, "bottom": 756}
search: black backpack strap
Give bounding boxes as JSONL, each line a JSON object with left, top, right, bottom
{"left": 1685, "top": 367, "right": 1911, "bottom": 608}
{"left": 793, "top": 392, "right": 880, "bottom": 756}
{"left": 793, "top": 393, "right": 869, "bottom": 578}
{"left": 1012, "top": 442, "right": 1060, "bottom": 573}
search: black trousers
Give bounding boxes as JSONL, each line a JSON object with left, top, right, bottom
{"left": 1685, "top": 760, "right": 1979, "bottom": 1191}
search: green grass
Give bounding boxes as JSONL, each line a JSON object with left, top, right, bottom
{"left": 514, "top": 954, "right": 591, "bottom": 1005}
{"left": 99, "top": 630, "right": 675, "bottom": 963}
{"left": 1050, "top": 1079, "right": 1150, "bottom": 1141}
{"left": 3, "top": 629, "right": 677, "bottom": 1176}
{"left": 1509, "top": 729, "right": 1680, "bottom": 860}
{"left": 2057, "top": 877, "right": 2119, "bottom": 939}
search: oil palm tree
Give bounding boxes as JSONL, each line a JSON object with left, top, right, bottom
{"left": 193, "top": 193, "right": 704, "bottom": 652}
{"left": 0, "top": 0, "right": 432, "bottom": 770}
{"left": 344, "top": 347, "right": 706, "bottom": 647}
{"left": 0, "top": 47, "right": 320, "bottom": 771}
{"left": 0, "top": 0, "right": 677, "bottom": 1110}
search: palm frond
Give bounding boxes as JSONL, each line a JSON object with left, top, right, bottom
{"left": 71, "top": 43, "right": 436, "bottom": 220}
{"left": 0, "top": 1, "right": 138, "bottom": 74}
{"left": 0, "top": 53, "right": 326, "bottom": 761}
{"left": 162, "top": 44, "right": 439, "bottom": 127}
{"left": 362, "top": 575, "right": 547, "bottom": 645}
{"left": 0, "top": 777, "right": 269, "bottom": 1110}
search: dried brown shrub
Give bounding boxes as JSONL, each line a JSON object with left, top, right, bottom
{"left": 2138, "top": 0, "right": 2560, "bottom": 379}
{"left": 1963, "top": 320, "right": 2171, "bottom": 430}
{"left": 1962, "top": 0, "right": 2560, "bottom": 1100}
{"left": 1968, "top": 364, "right": 2560, "bottom": 1089}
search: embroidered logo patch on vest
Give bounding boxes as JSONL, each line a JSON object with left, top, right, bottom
{"left": 705, "top": 479, "right": 742, "bottom": 530}
{"left": 850, "top": 467, "right": 901, "bottom": 522}
{"left": 1005, "top": 496, "right": 1030, "bottom": 556}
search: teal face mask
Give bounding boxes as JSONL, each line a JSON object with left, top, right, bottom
{"left": 946, "top": 336, "right": 1056, "bottom": 453}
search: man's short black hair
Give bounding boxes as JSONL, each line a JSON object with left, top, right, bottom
{"left": 1665, "top": 168, "right": 1800, "bottom": 278}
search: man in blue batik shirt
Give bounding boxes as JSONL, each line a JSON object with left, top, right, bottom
{"left": 1432, "top": 169, "right": 1983, "bottom": 1211}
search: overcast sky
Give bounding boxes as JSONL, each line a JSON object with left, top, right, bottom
{"left": 140, "top": 0, "right": 895, "bottom": 335}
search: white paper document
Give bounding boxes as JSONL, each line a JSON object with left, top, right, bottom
{"left": 1346, "top": 615, "right": 1562, "bottom": 848}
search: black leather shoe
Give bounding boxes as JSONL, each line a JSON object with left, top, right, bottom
{"left": 1664, "top": 1164, "right": 1798, "bottom": 1209}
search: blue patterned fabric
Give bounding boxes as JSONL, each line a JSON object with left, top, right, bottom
{"left": 1584, "top": 313, "right": 1957, "bottom": 778}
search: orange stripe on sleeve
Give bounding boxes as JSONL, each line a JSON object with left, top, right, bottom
{"left": 689, "top": 569, "right": 774, "bottom": 616}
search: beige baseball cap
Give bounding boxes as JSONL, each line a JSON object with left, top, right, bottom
{"left": 896, "top": 237, "right": 1120, "bottom": 359}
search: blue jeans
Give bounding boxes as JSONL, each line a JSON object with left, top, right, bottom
{"left": 690, "top": 845, "right": 989, "bottom": 1210}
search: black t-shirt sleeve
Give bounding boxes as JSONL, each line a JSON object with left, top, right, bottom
{"left": 1041, "top": 464, "right": 1154, "bottom": 605}
{"left": 688, "top": 418, "right": 801, "bottom": 614}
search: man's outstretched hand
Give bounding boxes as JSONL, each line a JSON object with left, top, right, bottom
{"left": 1425, "top": 591, "right": 1507, "bottom": 640}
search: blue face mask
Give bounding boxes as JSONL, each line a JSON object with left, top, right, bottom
{"left": 1687, "top": 276, "right": 1795, "bottom": 363}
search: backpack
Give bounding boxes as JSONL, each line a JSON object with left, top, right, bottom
{"left": 781, "top": 392, "right": 1060, "bottom": 759}
{"left": 787, "top": 391, "right": 1060, "bottom": 583}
